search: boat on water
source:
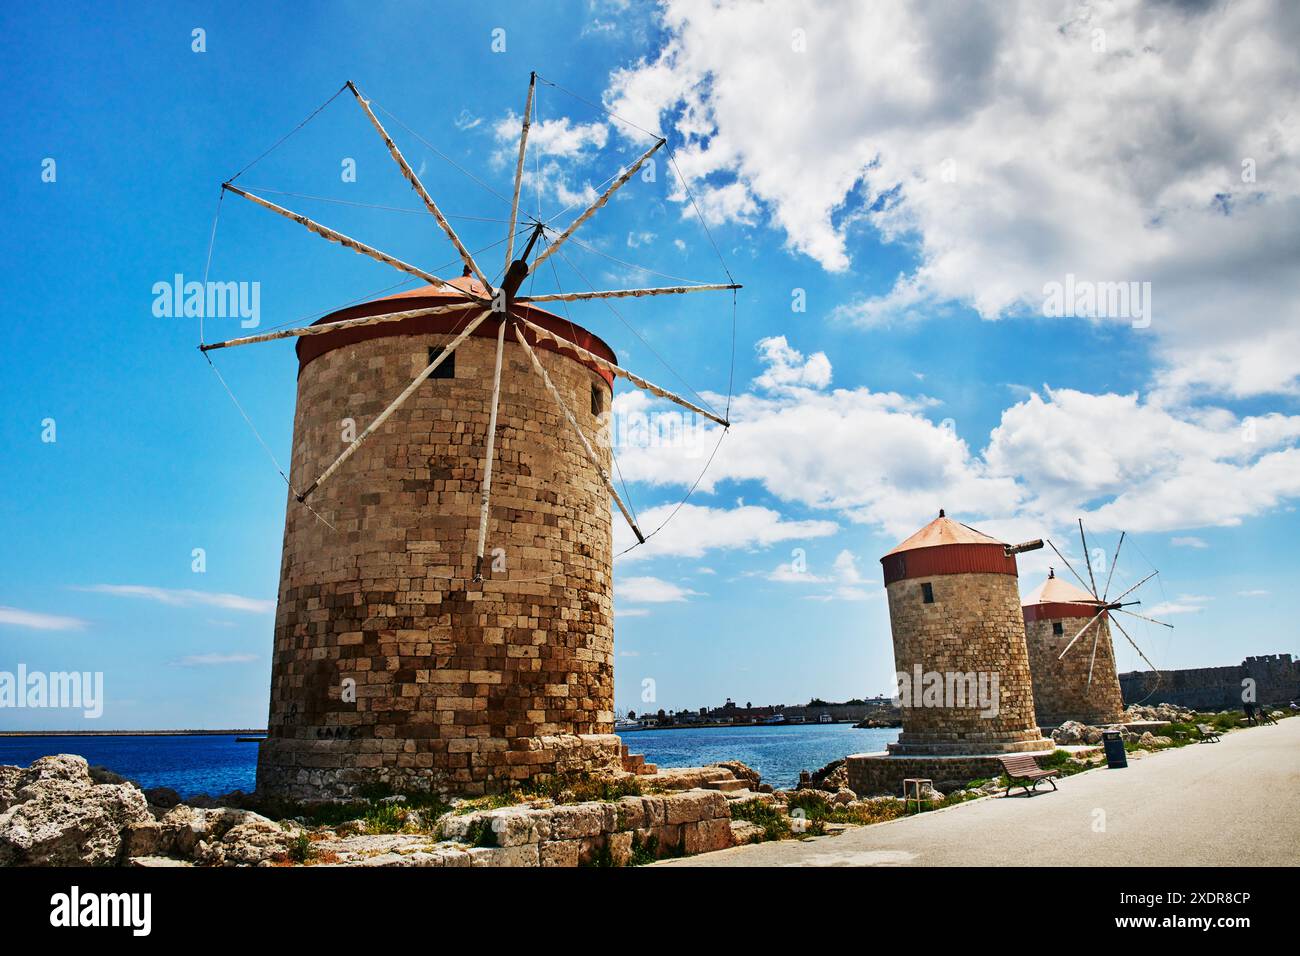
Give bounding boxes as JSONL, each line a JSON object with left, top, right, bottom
{"left": 761, "top": 714, "right": 787, "bottom": 725}
{"left": 614, "top": 718, "right": 645, "bottom": 733}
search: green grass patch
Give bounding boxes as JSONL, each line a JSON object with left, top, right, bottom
{"left": 520, "top": 774, "right": 647, "bottom": 804}
{"left": 287, "top": 832, "right": 314, "bottom": 864}
{"left": 462, "top": 818, "right": 497, "bottom": 848}
{"left": 730, "top": 799, "right": 791, "bottom": 841}
{"left": 629, "top": 833, "right": 660, "bottom": 865}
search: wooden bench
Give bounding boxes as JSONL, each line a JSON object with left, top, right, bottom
{"left": 998, "top": 754, "right": 1059, "bottom": 797}
{"left": 1196, "top": 723, "right": 1221, "bottom": 743}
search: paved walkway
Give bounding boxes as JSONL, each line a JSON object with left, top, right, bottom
{"left": 662, "top": 716, "right": 1300, "bottom": 866}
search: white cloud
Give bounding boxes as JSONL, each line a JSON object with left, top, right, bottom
{"left": 1146, "top": 594, "right": 1212, "bottom": 617}
{"left": 985, "top": 389, "right": 1300, "bottom": 532}
{"left": 752, "top": 336, "right": 831, "bottom": 392}
{"left": 766, "top": 548, "right": 877, "bottom": 602}
{"left": 606, "top": 0, "right": 1300, "bottom": 398}
{"left": 75, "top": 585, "right": 275, "bottom": 614}
{"left": 495, "top": 113, "right": 608, "bottom": 158}
{"left": 614, "top": 337, "right": 1300, "bottom": 543}
{"left": 615, "top": 349, "right": 1020, "bottom": 541}
{"left": 615, "top": 502, "right": 838, "bottom": 560}
{"left": 0, "top": 606, "right": 87, "bottom": 631}
{"left": 1170, "top": 536, "right": 1209, "bottom": 549}
{"left": 1237, "top": 589, "right": 1270, "bottom": 597}
{"left": 617, "top": 576, "right": 700, "bottom": 602}
{"left": 169, "top": 653, "right": 259, "bottom": 667}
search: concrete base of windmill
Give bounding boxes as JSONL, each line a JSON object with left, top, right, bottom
{"left": 845, "top": 749, "right": 1056, "bottom": 797}
{"left": 254, "top": 732, "right": 625, "bottom": 802}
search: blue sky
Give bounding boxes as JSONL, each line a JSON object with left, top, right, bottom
{"left": 2, "top": 0, "right": 1298, "bottom": 728}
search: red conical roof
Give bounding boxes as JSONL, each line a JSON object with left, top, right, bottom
{"left": 879, "top": 510, "right": 1018, "bottom": 585}
{"left": 294, "top": 276, "right": 618, "bottom": 384}
{"left": 1022, "top": 571, "right": 1099, "bottom": 607}
{"left": 884, "top": 510, "right": 1006, "bottom": 556}
{"left": 1022, "top": 570, "right": 1104, "bottom": 621}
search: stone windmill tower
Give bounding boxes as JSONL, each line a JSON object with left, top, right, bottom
{"left": 1022, "top": 571, "right": 1125, "bottom": 726}
{"left": 878, "top": 510, "right": 1052, "bottom": 756}
{"left": 1025, "top": 522, "right": 1171, "bottom": 728}
{"left": 200, "top": 78, "right": 738, "bottom": 799}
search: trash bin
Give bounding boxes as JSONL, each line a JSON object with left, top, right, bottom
{"left": 1102, "top": 729, "right": 1128, "bottom": 769}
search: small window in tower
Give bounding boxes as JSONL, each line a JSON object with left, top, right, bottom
{"left": 1052, "top": 621, "right": 1065, "bottom": 636}
{"left": 426, "top": 346, "right": 455, "bottom": 380}
{"left": 921, "top": 582, "right": 934, "bottom": 604}
{"left": 591, "top": 384, "right": 603, "bottom": 416}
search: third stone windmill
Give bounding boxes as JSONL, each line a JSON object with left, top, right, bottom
{"left": 1023, "top": 521, "right": 1172, "bottom": 728}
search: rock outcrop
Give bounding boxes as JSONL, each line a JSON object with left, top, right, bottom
{"left": 1125, "top": 702, "right": 1196, "bottom": 723}
{"left": 1052, "top": 720, "right": 1104, "bottom": 745}
{"left": 0, "top": 755, "right": 151, "bottom": 866}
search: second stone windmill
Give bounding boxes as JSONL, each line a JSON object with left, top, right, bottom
{"left": 200, "top": 77, "right": 738, "bottom": 799}
{"left": 1023, "top": 520, "right": 1172, "bottom": 728}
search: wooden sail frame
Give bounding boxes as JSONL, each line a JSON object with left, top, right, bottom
{"left": 208, "top": 76, "right": 740, "bottom": 576}
{"left": 1049, "top": 520, "right": 1171, "bottom": 685}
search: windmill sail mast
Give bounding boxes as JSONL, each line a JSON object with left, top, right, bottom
{"left": 1050, "top": 520, "right": 1172, "bottom": 683}
{"left": 209, "top": 74, "right": 740, "bottom": 573}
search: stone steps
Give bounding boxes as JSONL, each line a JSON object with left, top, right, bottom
{"left": 619, "top": 744, "right": 657, "bottom": 775}
{"left": 701, "top": 777, "right": 749, "bottom": 792}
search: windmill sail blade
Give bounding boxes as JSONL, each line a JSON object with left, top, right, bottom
{"left": 222, "top": 184, "right": 482, "bottom": 301}
{"left": 515, "top": 315, "right": 729, "bottom": 427}
{"left": 1047, "top": 538, "right": 1096, "bottom": 596}
{"left": 347, "top": 82, "right": 490, "bottom": 290}
{"left": 503, "top": 73, "right": 535, "bottom": 273}
{"left": 531, "top": 137, "right": 666, "bottom": 270}
{"left": 1058, "top": 607, "right": 1108, "bottom": 660}
{"left": 1111, "top": 614, "right": 1161, "bottom": 675}
{"left": 1116, "top": 608, "right": 1175, "bottom": 629}
{"left": 1101, "top": 530, "right": 1125, "bottom": 602}
{"left": 473, "top": 316, "right": 510, "bottom": 581}
{"left": 1110, "top": 570, "right": 1158, "bottom": 604}
{"left": 1078, "top": 518, "right": 1100, "bottom": 598}
{"left": 1086, "top": 625, "right": 1102, "bottom": 687}
{"left": 513, "top": 324, "right": 646, "bottom": 544}
{"left": 296, "top": 309, "right": 492, "bottom": 501}
{"left": 516, "top": 284, "right": 741, "bottom": 303}
{"left": 200, "top": 301, "right": 475, "bottom": 351}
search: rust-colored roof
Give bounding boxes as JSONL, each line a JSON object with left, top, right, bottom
{"left": 1021, "top": 572, "right": 1099, "bottom": 607}
{"left": 879, "top": 510, "right": 1019, "bottom": 585}
{"left": 1021, "top": 570, "right": 1104, "bottom": 621}
{"left": 376, "top": 274, "right": 490, "bottom": 301}
{"left": 884, "top": 510, "right": 1006, "bottom": 557}
{"left": 294, "top": 277, "right": 619, "bottom": 386}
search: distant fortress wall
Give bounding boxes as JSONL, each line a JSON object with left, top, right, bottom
{"left": 1119, "top": 654, "right": 1300, "bottom": 710}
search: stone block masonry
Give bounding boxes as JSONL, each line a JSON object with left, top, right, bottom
{"left": 1025, "top": 615, "right": 1125, "bottom": 727}
{"left": 257, "top": 319, "right": 621, "bottom": 800}
{"left": 1120, "top": 654, "right": 1300, "bottom": 711}
{"left": 886, "top": 573, "right": 1051, "bottom": 755}
{"left": 369, "top": 788, "right": 735, "bottom": 867}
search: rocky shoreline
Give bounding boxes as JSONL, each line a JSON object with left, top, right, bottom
{"left": 0, "top": 753, "right": 970, "bottom": 867}
{"left": 5, "top": 704, "right": 1273, "bottom": 868}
